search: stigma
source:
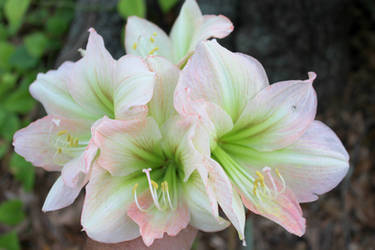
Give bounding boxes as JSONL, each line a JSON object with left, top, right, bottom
{"left": 132, "top": 168, "right": 176, "bottom": 212}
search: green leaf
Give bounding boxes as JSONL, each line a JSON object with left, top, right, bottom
{"left": 0, "top": 231, "right": 20, "bottom": 250}
{"left": 4, "top": 0, "right": 31, "bottom": 34}
{"left": 0, "top": 23, "right": 8, "bottom": 41}
{"left": 0, "top": 41, "right": 15, "bottom": 70}
{"left": 9, "top": 46, "right": 38, "bottom": 71}
{"left": 46, "top": 9, "right": 74, "bottom": 37}
{"left": 0, "top": 112, "right": 20, "bottom": 141}
{"left": 10, "top": 153, "right": 35, "bottom": 191}
{"left": 3, "top": 87, "right": 35, "bottom": 114}
{"left": 25, "top": 8, "right": 48, "bottom": 25}
{"left": 24, "top": 32, "right": 49, "bottom": 58}
{"left": 0, "top": 142, "right": 8, "bottom": 158}
{"left": 0, "top": 200, "right": 25, "bottom": 226}
{"left": 117, "top": 0, "right": 146, "bottom": 19}
{"left": 0, "top": 73, "right": 17, "bottom": 99}
{"left": 158, "top": 0, "right": 179, "bottom": 13}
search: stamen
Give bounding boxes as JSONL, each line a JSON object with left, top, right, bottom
{"left": 263, "top": 167, "right": 277, "bottom": 193}
{"left": 152, "top": 32, "right": 157, "bottom": 36}
{"left": 150, "top": 36, "right": 155, "bottom": 43}
{"left": 57, "top": 148, "right": 62, "bottom": 154}
{"left": 57, "top": 130, "right": 68, "bottom": 136}
{"left": 275, "top": 168, "right": 286, "bottom": 193}
{"left": 133, "top": 183, "right": 147, "bottom": 212}
{"left": 142, "top": 168, "right": 161, "bottom": 210}
{"left": 132, "top": 42, "right": 137, "bottom": 50}
{"left": 148, "top": 47, "right": 159, "bottom": 55}
{"left": 163, "top": 181, "right": 175, "bottom": 209}
{"left": 67, "top": 134, "right": 71, "bottom": 142}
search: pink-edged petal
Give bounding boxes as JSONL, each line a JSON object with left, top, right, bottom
{"left": 42, "top": 176, "right": 82, "bottom": 212}
{"left": 92, "top": 116, "right": 163, "bottom": 176}
{"left": 13, "top": 116, "right": 90, "bottom": 171}
{"left": 228, "top": 72, "right": 317, "bottom": 151}
{"left": 29, "top": 62, "right": 94, "bottom": 120}
{"left": 170, "top": 0, "right": 233, "bottom": 63}
{"left": 125, "top": 16, "right": 173, "bottom": 60}
{"left": 127, "top": 193, "right": 190, "bottom": 247}
{"left": 113, "top": 67, "right": 155, "bottom": 120}
{"left": 229, "top": 120, "right": 349, "bottom": 203}
{"left": 184, "top": 172, "right": 230, "bottom": 232}
{"left": 207, "top": 159, "right": 246, "bottom": 240}
{"left": 67, "top": 28, "right": 117, "bottom": 117}
{"left": 161, "top": 116, "right": 211, "bottom": 183}
{"left": 279, "top": 120, "right": 349, "bottom": 202}
{"left": 240, "top": 171, "right": 306, "bottom": 236}
{"left": 146, "top": 56, "right": 179, "bottom": 126}
{"left": 175, "top": 40, "right": 269, "bottom": 122}
{"left": 81, "top": 166, "right": 140, "bottom": 243}
{"left": 61, "top": 153, "right": 88, "bottom": 188}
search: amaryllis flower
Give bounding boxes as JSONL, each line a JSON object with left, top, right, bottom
{"left": 81, "top": 57, "right": 236, "bottom": 246}
{"left": 125, "top": 0, "right": 233, "bottom": 66}
{"left": 12, "top": 28, "right": 155, "bottom": 212}
{"left": 175, "top": 40, "right": 349, "bottom": 239}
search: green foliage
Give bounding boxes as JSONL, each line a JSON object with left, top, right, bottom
{"left": 9, "top": 46, "right": 38, "bottom": 71}
{"left": 0, "top": 111, "right": 20, "bottom": 141}
{"left": 46, "top": 9, "right": 74, "bottom": 37}
{"left": 0, "top": 200, "right": 25, "bottom": 226}
{"left": 10, "top": 153, "right": 35, "bottom": 192}
{"left": 0, "top": 231, "right": 20, "bottom": 250}
{"left": 0, "top": 41, "right": 15, "bottom": 70}
{"left": 24, "top": 32, "right": 49, "bottom": 58}
{"left": 4, "top": 0, "right": 31, "bottom": 34}
{"left": 158, "top": 0, "right": 179, "bottom": 13}
{"left": 117, "top": 0, "right": 146, "bottom": 18}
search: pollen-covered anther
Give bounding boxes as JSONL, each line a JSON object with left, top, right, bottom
{"left": 253, "top": 167, "right": 287, "bottom": 199}
{"left": 132, "top": 42, "right": 137, "bottom": 50}
{"left": 148, "top": 47, "right": 159, "bottom": 55}
{"left": 150, "top": 36, "right": 155, "bottom": 43}
{"left": 57, "top": 130, "right": 68, "bottom": 136}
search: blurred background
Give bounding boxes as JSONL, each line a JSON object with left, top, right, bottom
{"left": 0, "top": 0, "right": 374, "bottom": 249}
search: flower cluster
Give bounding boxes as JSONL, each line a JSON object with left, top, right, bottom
{"left": 13, "top": 0, "right": 349, "bottom": 246}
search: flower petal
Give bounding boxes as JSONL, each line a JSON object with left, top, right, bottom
{"left": 66, "top": 28, "right": 117, "bottom": 118}
{"left": 170, "top": 0, "right": 233, "bottom": 63}
{"left": 92, "top": 117, "right": 163, "bottom": 176}
{"left": 42, "top": 176, "right": 82, "bottom": 212}
{"left": 207, "top": 159, "right": 246, "bottom": 240}
{"left": 175, "top": 40, "right": 269, "bottom": 122}
{"left": 146, "top": 56, "right": 179, "bottom": 126}
{"left": 125, "top": 16, "right": 173, "bottom": 60}
{"left": 81, "top": 166, "right": 140, "bottom": 243}
{"left": 227, "top": 72, "right": 317, "bottom": 151}
{"left": 13, "top": 116, "right": 90, "bottom": 171}
{"left": 184, "top": 172, "right": 230, "bottom": 232}
{"left": 240, "top": 172, "right": 306, "bottom": 237}
{"left": 113, "top": 66, "right": 155, "bottom": 120}
{"left": 29, "top": 61, "right": 94, "bottom": 120}
{"left": 127, "top": 192, "right": 190, "bottom": 247}
{"left": 227, "top": 120, "right": 349, "bottom": 203}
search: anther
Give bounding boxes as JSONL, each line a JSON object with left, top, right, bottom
{"left": 150, "top": 36, "right": 155, "bottom": 43}
{"left": 152, "top": 32, "right": 157, "bottom": 36}
{"left": 132, "top": 42, "right": 137, "bottom": 50}
{"left": 57, "top": 130, "right": 68, "bottom": 136}
{"left": 57, "top": 148, "right": 62, "bottom": 154}
{"left": 149, "top": 47, "right": 159, "bottom": 55}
